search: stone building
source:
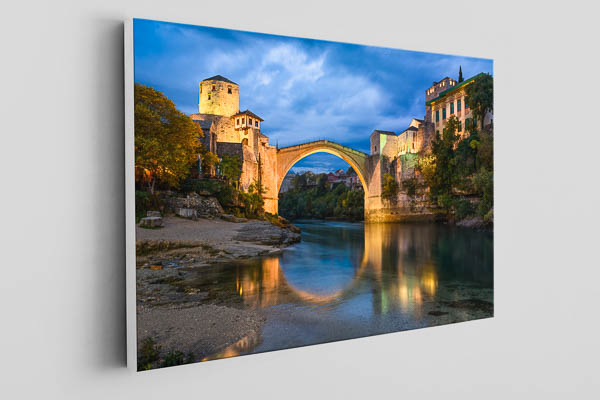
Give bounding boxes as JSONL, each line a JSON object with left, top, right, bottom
{"left": 365, "top": 71, "right": 493, "bottom": 222}
{"left": 190, "top": 75, "right": 279, "bottom": 213}
{"left": 369, "top": 118, "right": 433, "bottom": 160}
{"left": 425, "top": 73, "right": 493, "bottom": 139}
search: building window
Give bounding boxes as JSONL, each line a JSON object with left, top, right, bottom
{"left": 465, "top": 97, "right": 469, "bottom": 109}
{"left": 450, "top": 102, "right": 454, "bottom": 114}
{"left": 412, "top": 142, "right": 415, "bottom": 150}
{"left": 228, "top": 87, "right": 232, "bottom": 94}
{"left": 442, "top": 107, "right": 446, "bottom": 120}
{"left": 212, "top": 85, "right": 216, "bottom": 91}
{"left": 236, "top": 118, "right": 240, "bottom": 125}
{"left": 255, "top": 120, "right": 258, "bottom": 127}
{"left": 457, "top": 99, "right": 462, "bottom": 112}
{"left": 436, "top": 130, "right": 439, "bottom": 137}
{"left": 458, "top": 121, "right": 462, "bottom": 132}
{"left": 249, "top": 118, "right": 253, "bottom": 125}
{"left": 374, "top": 146, "right": 377, "bottom": 153}
{"left": 208, "top": 95, "right": 211, "bottom": 100}
{"left": 436, "top": 110, "right": 439, "bottom": 122}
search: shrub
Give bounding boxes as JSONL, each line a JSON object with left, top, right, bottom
{"left": 138, "top": 338, "right": 160, "bottom": 371}
{"left": 135, "top": 191, "right": 163, "bottom": 222}
{"left": 382, "top": 173, "right": 399, "bottom": 201}
{"left": 160, "top": 350, "right": 195, "bottom": 368}
{"left": 455, "top": 199, "right": 474, "bottom": 220}
{"left": 402, "top": 178, "right": 419, "bottom": 198}
{"left": 472, "top": 167, "right": 493, "bottom": 217}
{"left": 437, "top": 193, "right": 453, "bottom": 211}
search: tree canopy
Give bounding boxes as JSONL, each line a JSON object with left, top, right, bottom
{"left": 134, "top": 83, "right": 201, "bottom": 192}
{"left": 465, "top": 73, "right": 493, "bottom": 130}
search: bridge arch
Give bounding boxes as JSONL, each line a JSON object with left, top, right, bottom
{"left": 275, "top": 140, "right": 369, "bottom": 195}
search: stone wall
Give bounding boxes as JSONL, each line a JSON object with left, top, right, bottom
{"left": 166, "top": 193, "right": 225, "bottom": 218}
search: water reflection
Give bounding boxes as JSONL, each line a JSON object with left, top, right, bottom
{"left": 228, "top": 221, "right": 492, "bottom": 315}
{"left": 196, "top": 221, "right": 493, "bottom": 360}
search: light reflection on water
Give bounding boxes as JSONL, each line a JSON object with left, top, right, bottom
{"left": 199, "top": 221, "right": 493, "bottom": 359}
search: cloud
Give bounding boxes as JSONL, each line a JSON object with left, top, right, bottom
{"left": 133, "top": 19, "right": 493, "bottom": 171}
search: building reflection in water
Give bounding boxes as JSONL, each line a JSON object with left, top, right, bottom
{"left": 201, "top": 222, "right": 492, "bottom": 361}
{"left": 232, "top": 223, "right": 449, "bottom": 316}
{"left": 201, "top": 330, "right": 261, "bottom": 362}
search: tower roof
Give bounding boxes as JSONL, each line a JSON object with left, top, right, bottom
{"left": 201, "top": 75, "right": 238, "bottom": 85}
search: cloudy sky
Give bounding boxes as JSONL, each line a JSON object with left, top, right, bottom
{"left": 134, "top": 19, "right": 493, "bottom": 173}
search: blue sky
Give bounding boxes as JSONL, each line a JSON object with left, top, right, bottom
{"left": 134, "top": 18, "right": 493, "bottom": 173}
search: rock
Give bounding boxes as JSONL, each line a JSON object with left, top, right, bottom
{"left": 234, "top": 221, "right": 301, "bottom": 246}
{"left": 166, "top": 193, "right": 225, "bottom": 218}
{"left": 456, "top": 216, "right": 491, "bottom": 230}
{"left": 147, "top": 211, "right": 161, "bottom": 217}
{"left": 177, "top": 208, "right": 197, "bottom": 219}
{"left": 140, "top": 216, "right": 163, "bottom": 228}
{"left": 220, "top": 214, "right": 248, "bottom": 223}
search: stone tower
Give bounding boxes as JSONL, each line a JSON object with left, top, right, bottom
{"left": 198, "top": 75, "right": 239, "bottom": 116}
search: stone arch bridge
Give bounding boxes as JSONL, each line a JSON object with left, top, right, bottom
{"left": 261, "top": 140, "right": 380, "bottom": 218}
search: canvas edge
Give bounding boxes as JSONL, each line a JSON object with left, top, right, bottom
{"left": 124, "top": 17, "right": 137, "bottom": 371}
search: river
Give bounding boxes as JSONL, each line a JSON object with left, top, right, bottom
{"left": 197, "top": 220, "right": 493, "bottom": 361}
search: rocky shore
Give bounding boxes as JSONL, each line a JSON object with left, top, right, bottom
{"left": 135, "top": 215, "right": 300, "bottom": 369}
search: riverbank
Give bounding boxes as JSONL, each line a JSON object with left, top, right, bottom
{"left": 135, "top": 216, "right": 300, "bottom": 369}
{"left": 136, "top": 216, "right": 300, "bottom": 266}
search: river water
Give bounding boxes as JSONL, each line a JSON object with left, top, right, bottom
{"left": 197, "top": 220, "right": 493, "bottom": 361}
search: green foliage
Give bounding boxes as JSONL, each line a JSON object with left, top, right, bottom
{"left": 134, "top": 83, "right": 201, "bottom": 193}
{"left": 138, "top": 338, "right": 160, "bottom": 371}
{"left": 220, "top": 155, "right": 242, "bottom": 186}
{"left": 465, "top": 73, "right": 493, "bottom": 131}
{"left": 455, "top": 199, "right": 475, "bottom": 220}
{"left": 402, "top": 178, "right": 419, "bottom": 198}
{"left": 201, "top": 151, "right": 219, "bottom": 176}
{"left": 381, "top": 173, "right": 399, "bottom": 201}
{"left": 279, "top": 174, "right": 364, "bottom": 221}
{"left": 437, "top": 193, "right": 454, "bottom": 211}
{"left": 476, "top": 128, "right": 493, "bottom": 171}
{"left": 427, "top": 115, "right": 460, "bottom": 200}
{"left": 239, "top": 180, "right": 266, "bottom": 218}
{"left": 160, "top": 350, "right": 195, "bottom": 368}
{"left": 418, "top": 109, "right": 494, "bottom": 222}
{"left": 135, "top": 190, "right": 163, "bottom": 222}
{"left": 472, "top": 167, "right": 493, "bottom": 217}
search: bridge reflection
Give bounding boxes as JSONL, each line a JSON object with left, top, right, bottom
{"left": 201, "top": 222, "right": 492, "bottom": 361}
{"left": 233, "top": 223, "right": 439, "bottom": 315}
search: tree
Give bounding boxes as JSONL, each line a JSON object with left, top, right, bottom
{"left": 134, "top": 83, "right": 201, "bottom": 193}
{"left": 465, "top": 73, "right": 493, "bottom": 131}
{"left": 458, "top": 66, "right": 464, "bottom": 83}
{"left": 381, "top": 173, "right": 399, "bottom": 201}
{"left": 220, "top": 155, "right": 242, "bottom": 187}
{"left": 428, "top": 115, "right": 460, "bottom": 203}
{"left": 201, "top": 151, "right": 219, "bottom": 176}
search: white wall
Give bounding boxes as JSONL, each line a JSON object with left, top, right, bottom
{"left": 1, "top": 1, "right": 599, "bottom": 398}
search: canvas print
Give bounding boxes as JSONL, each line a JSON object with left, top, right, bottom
{"left": 128, "top": 18, "right": 494, "bottom": 371}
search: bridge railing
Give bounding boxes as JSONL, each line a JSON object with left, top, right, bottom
{"left": 277, "top": 139, "right": 368, "bottom": 156}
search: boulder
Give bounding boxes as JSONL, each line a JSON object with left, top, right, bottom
{"left": 140, "top": 216, "right": 163, "bottom": 228}
{"left": 166, "top": 193, "right": 225, "bottom": 218}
